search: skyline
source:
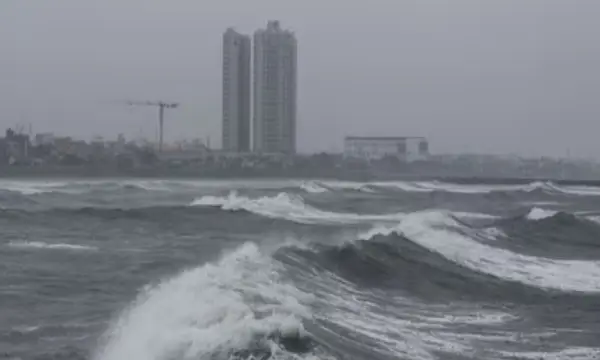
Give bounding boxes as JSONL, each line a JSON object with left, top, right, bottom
{"left": 3, "top": 1, "right": 600, "bottom": 158}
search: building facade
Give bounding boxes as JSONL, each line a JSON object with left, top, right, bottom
{"left": 344, "top": 136, "right": 429, "bottom": 162}
{"left": 253, "top": 21, "right": 297, "bottom": 154}
{"left": 222, "top": 28, "right": 251, "bottom": 152}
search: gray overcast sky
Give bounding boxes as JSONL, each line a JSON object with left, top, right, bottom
{"left": 2, "top": 0, "right": 599, "bottom": 157}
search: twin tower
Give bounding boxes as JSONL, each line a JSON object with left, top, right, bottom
{"left": 222, "top": 21, "right": 297, "bottom": 155}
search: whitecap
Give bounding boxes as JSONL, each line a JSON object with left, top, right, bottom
{"left": 299, "top": 181, "right": 328, "bottom": 194}
{"left": 191, "top": 191, "right": 405, "bottom": 225}
{"left": 361, "top": 211, "right": 600, "bottom": 293}
{"left": 93, "top": 243, "right": 314, "bottom": 360}
{"left": 8, "top": 241, "right": 98, "bottom": 251}
{"left": 526, "top": 207, "right": 558, "bottom": 221}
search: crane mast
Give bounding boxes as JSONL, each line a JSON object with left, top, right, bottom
{"left": 124, "top": 100, "right": 179, "bottom": 152}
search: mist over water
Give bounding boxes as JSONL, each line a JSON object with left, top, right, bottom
{"left": 1, "top": 178, "right": 600, "bottom": 360}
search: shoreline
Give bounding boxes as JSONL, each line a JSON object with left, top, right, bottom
{"left": 0, "top": 166, "right": 599, "bottom": 186}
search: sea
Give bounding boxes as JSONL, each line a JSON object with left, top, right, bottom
{"left": 1, "top": 178, "right": 600, "bottom": 360}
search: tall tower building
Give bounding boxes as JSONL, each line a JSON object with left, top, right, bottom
{"left": 222, "top": 28, "right": 251, "bottom": 152}
{"left": 253, "top": 21, "right": 297, "bottom": 154}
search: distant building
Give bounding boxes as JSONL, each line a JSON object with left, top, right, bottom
{"left": 344, "top": 136, "right": 429, "bottom": 162}
{"left": 34, "top": 133, "right": 55, "bottom": 146}
{"left": 253, "top": 21, "right": 297, "bottom": 154}
{"left": 222, "top": 28, "right": 251, "bottom": 153}
{"left": 3, "top": 128, "right": 31, "bottom": 164}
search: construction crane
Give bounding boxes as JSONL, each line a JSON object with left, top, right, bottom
{"left": 124, "top": 100, "right": 179, "bottom": 152}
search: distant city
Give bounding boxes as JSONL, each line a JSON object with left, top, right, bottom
{"left": 2, "top": 21, "right": 600, "bottom": 181}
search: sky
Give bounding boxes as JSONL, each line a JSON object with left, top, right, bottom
{"left": 2, "top": 0, "right": 600, "bottom": 158}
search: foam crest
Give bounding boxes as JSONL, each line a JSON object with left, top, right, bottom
{"left": 352, "top": 179, "right": 600, "bottom": 196}
{"left": 191, "top": 191, "right": 405, "bottom": 224}
{"left": 94, "top": 243, "right": 314, "bottom": 360}
{"left": 362, "top": 211, "right": 600, "bottom": 293}
{"left": 299, "top": 181, "right": 328, "bottom": 194}
{"left": 0, "top": 181, "right": 71, "bottom": 195}
{"left": 8, "top": 241, "right": 97, "bottom": 251}
{"left": 372, "top": 181, "right": 524, "bottom": 194}
{"left": 318, "top": 181, "right": 374, "bottom": 193}
{"left": 497, "top": 347, "right": 600, "bottom": 360}
{"left": 555, "top": 184, "right": 600, "bottom": 196}
{"left": 302, "top": 270, "right": 516, "bottom": 359}
{"left": 526, "top": 207, "right": 558, "bottom": 221}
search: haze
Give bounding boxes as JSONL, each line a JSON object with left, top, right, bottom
{"left": 2, "top": 0, "right": 599, "bottom": 158}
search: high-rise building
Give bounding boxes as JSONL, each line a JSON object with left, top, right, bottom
{"left": 253, "top": 21, "right": 297, "bottom": 154}
{"left": 222, "top": 28, "right": 251, "bottom": 152}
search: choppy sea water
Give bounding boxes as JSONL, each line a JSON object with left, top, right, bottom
{"left": 1, "top": 178, "right": 600, "bottom": 360}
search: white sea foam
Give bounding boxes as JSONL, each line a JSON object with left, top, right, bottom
{"left": 94, "top": 243, "right": 315, "bottom": 360}
{"left": 191, "top": 191, "right": 498, "bottom": 227}
{"left": 191, "top": 191, "right": 406, "bottom": 224}
{"left": 8, "top": 241, "right": 97, "bottom": 251}
{"left": 586, "top": 216, "right": 600, "bottom": 225}
{"left": 298, "top": 267, "right": 516, "bottom": 360}
{"left": 318, "top": 181, "right": 374, "bottom": 193}
{"left": 321, "top": 179, "right": 600, "bottom": 197}
{"left": 360, "top": 211, "right": 600, "bottom": 293}
{"left": 497, "top": 347, "right": 600, "bottom": 360}
{"left": 119, "top": 180, "right": 174, "bottom": 192}
{"left": 0, "top": 181, "right": 73, "bottom": 195}
{"left": 299, "top": 181, "right": 328, "bottom": 193}
{"left": 526, "top": 207, "right": 558, "bottom": 221}
{"left": 372, "top": 180, "right": 525, "bottom": 194}
{"left": 452, "top": 211, "right": 499, "bottom": 220}
{"left": 558, "top": 185, "right": 600, "bottom": 197}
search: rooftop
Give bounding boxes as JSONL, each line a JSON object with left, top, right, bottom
{"left": 345, "top": 136, "right": 426, "bottom": 141}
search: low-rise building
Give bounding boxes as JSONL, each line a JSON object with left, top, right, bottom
{"left": 344, "top": 136, "right": 429, "bottom": 162}
{"left": 34, "top": 133, "right": 55, "bottom": 146}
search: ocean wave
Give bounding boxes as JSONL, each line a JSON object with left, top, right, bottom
{"left": 497, "top": 347, "right": 600, "bottom": 360}
{"left": 299, "top": 181, "right": 328, "bottom": 193}
{"left": 505, "top": 207, "right": 599, "bottom": 225}
{"left": 278, "top": 244, "right": 529, "bottom": 359}
{"left": 280, "top": 209, "right": 600, "bottom": 302}
{"left": 316, "top": 181, "right": 375, "bottom": 193}
{"left": 0, "top": 179, "right": 206, "bottom": 196}
{"left": 191, "top": 191, "right": 406, "bottom": 225}
{"left": 526, "top": 207, "right": 559, "bottom": 221}
{"left": 94, "top": 238, "right": 522, "bottom": 360}
{"left": 360, "top": 211, "right": 600, "bottom": 293}
{"left": 7, "top": 241, "right": 97, "bottom": 251}
{"left": 0, "top": 181, "right": 72, "bottom": 195}
{"left": 284, "top": 229, "right": 529, "bottom": 303}
{"left": 322, "top": 179, "right": 600, "bottom": 197}
{"left": 93, "top": 242, "right": 317, "bottom": 360}
{"left": 491, "top": 208, "right": 600, "bottom": 259}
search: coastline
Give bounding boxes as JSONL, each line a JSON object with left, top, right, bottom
{"left": 1, "top": 165, "right": 600, "bottom": 187}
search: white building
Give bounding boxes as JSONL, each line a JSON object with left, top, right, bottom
{"left": 222, "top": 28, "right": 251, "bottom": 152}
{"left": 344, "top": 136, "right": 429, "bottom": 162}
{"left": 253, "top": 21, "right": 297, "bottom": 154}
{"left": 34, "top": 133, "right": 55, "bottom": 146}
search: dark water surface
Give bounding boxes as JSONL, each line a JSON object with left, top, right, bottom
{"left": 1, "top": 179, "right": 600, "bottom": 360}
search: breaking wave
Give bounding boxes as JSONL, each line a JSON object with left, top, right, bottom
{"left": 2, "top": 179, "right": 600, "bottom": 199}
{"left": 333, "top": 180, "right": 600, "bottom": 196}
{"left": 93, "top": 243, "right": 317, "bottom": 360}
{"left": 7, "top": 241, "right": 98, "bottom": 251}
{"left": 352, "top": 211, "right": 600, "bottom": 293}
{"left": 299, "top": 181, "right": 328, "bottom": 194}
{"left": 92, "top": 209, "right": 600, "bottom": 360}
{"left": 191, "top": 191, "right": 405, "bottom": 225}
{"left": 526, "top": 207, "right": 559, "bottom": 221}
